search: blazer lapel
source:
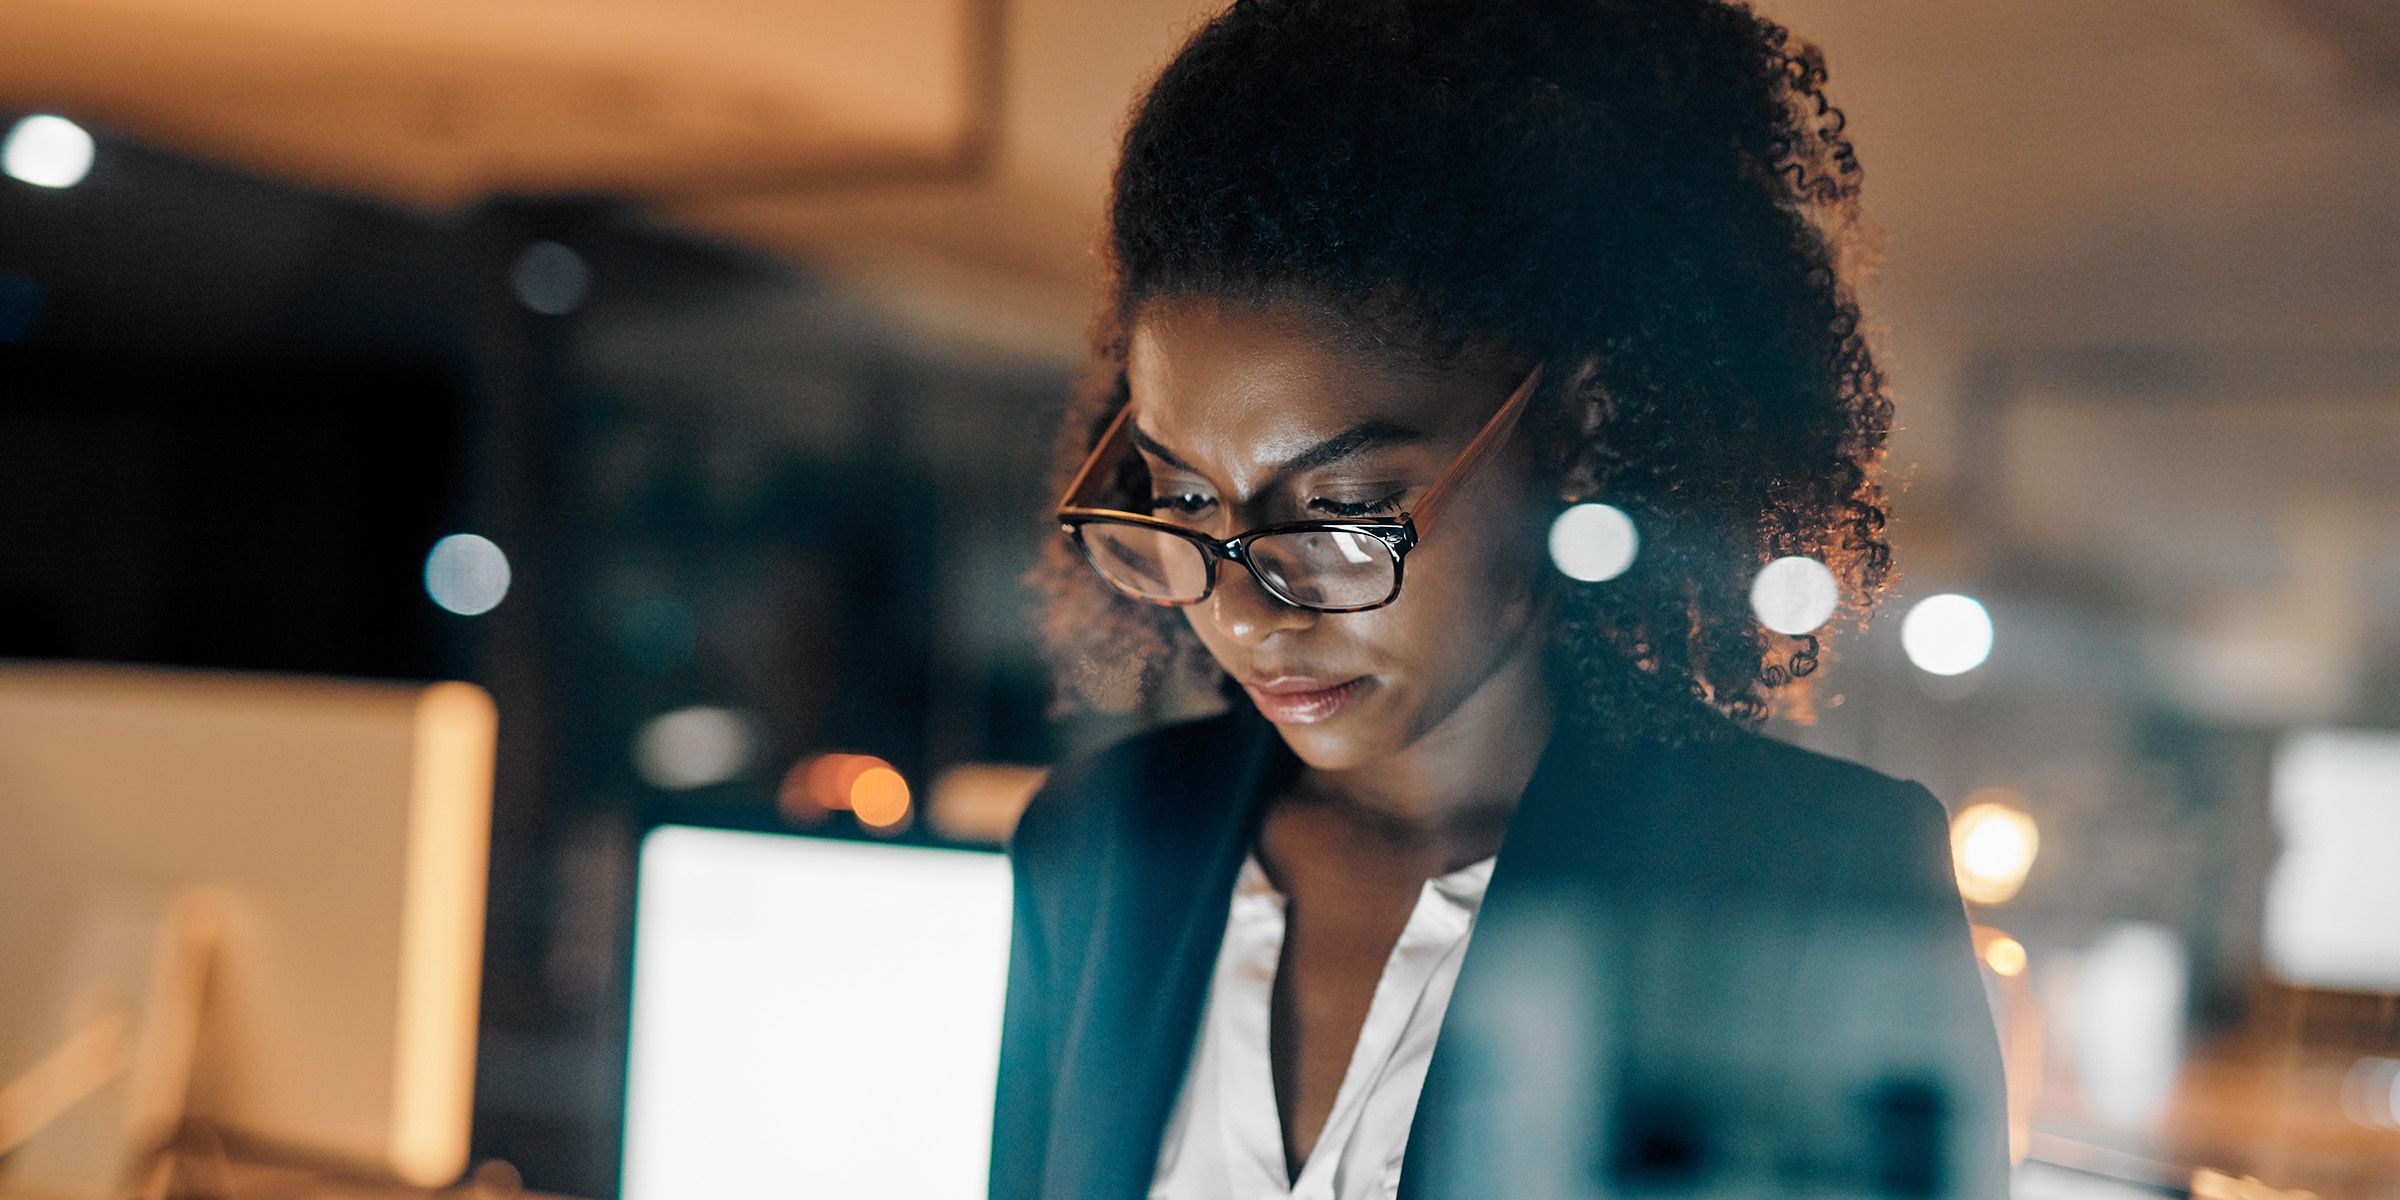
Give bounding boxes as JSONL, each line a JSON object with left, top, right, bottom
{"left": 1045, "top": 704, "right": 1289, "bottom": 1200}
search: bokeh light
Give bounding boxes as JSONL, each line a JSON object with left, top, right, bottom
{"left": 1983, "top": 933, "right": 2028, "bottom": 978}
{"left": 1903, "top": 592, "right": 1994, "bottom": 676}
{"left": 512, "top": 240, "right": 590, "bottom": 315}
{"left": 2339, "top": 1057, "right": 2400, "bottom": 1131}
{"left": 634, "top": 706, "right": 757, "bottom": 791}
{"left": 807, "top": 753, "right": 875, "bottom": 810}
{"left": 1546, "top": 503, "right": 1639, "bottom": 583}
{"left": 776, "top": 759, "right": 832, "bottom": 825}
{"left": 2074, "top": 921, "right": 2187, "bottom": 1130}
{"left": 786, "top": 752, "right": 913, "bottom": 830}
{"left": 423, "top": 533, "right": 512, "bottom": 616}
{"left": 1748, "top": 555, "right": 1839, "bottom": 635}
{"left": 3, "top": 115, "right": 95, "bottom": 189}
{"left": 849, "top": 766, "right": 912, "bottom": 829}
{"left": 1952, "top": 792, "right": 2041, "bottom": 906}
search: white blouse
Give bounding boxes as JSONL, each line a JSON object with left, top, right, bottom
{"left": 1148, "top": 846, "right": 1499, "bottom": 1200}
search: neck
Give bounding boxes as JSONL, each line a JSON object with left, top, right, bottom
{"left": 1280, "top": 609, "right": 1558, "bottom": 874}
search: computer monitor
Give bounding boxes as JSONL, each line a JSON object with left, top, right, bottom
{"left": 0, "top": 662, "right": 494, "bottom": 1196}
{"left": 620, "top": 826, "right": 1014, "bottom": 1198}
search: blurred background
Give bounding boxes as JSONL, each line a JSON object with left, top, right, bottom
{"left": 0, "top": 0, "right": 2394, "bottom": 1196}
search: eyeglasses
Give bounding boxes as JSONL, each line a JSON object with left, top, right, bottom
{"left": 1054, "top": 362, "right": 1545, "bottom": 613}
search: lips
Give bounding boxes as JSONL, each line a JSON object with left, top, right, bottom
{"left": 1239, "top": 675, "right": 1370, "bottom": 725}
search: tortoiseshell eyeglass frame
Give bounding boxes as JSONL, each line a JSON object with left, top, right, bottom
{"left": 1053, "top": 362, "right": 1546, "bottom": 614}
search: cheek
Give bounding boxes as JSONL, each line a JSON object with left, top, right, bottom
{"left": 1338, "top": 527, "right": 1539, "bottom": 690}
{"left": 1387, "top": 543, "right": 1531, "bottom": 667}
{"left": 1403, "top": 501, "right": 1545, "bottom": 627}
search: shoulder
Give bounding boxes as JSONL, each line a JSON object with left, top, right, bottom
{"left": 1643, "top": 724, "right": 1958, "bottom": 907}
{"left": 1701, "top": 724, "right": 1941, "bottom": 815}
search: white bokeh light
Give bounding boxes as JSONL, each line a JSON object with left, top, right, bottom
{"left": 1547, "top": 503, "right": 1639, "bottom": 583}
{"left": 1902, "top": 593, "right": 1995, "bottom": 675}
{"left": 1748, "top": 555, "right": 1839, "bottom": 635}
{"left": 2072, "top": 921, "right": 2187, "bottom": 1131}
{"left": 2339, "top": 1057, "right": 2400, "bottom": 1131}
{"left": 423, "top": 533, "right": 512, "bottom": 616}
{"left": 634, "top": 707, "right": 757, "bottom": 791}
{"left": 2265, "top": 729, "right": 2400, "bottom": 993}
{"left": 512, "top": 240, "right": 590, "bottom": 315}
{"left": 4, "top": 115, "right": 95, "bottom": 189}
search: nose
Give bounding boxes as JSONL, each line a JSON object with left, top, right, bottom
{"left": 1205, "top": 555, "right": 1314, "bottom": 647}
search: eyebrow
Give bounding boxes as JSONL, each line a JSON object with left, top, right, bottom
{"left": 1129, "top": 419, "right": 1431, "bottom": 489}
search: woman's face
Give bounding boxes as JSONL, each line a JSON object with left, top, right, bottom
{"left": 1124, "top": 296, "right": 1553, "bottom": 773}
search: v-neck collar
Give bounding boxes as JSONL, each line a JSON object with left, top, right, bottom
{"left": 1049, "top": 699, "right": 1623, "bottom": 1200}
{"left": 1209, "top": 844, "right": 1501, "bottom": 1197}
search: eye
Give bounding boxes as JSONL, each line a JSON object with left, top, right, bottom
{"left": 1146, "top": 491, "right": 1216, "bottom": 516}
{"left": 1309, "top": 489, "right": 1407, "bottom": 519}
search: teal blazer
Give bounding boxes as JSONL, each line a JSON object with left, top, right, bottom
{"left": 990, "top": 702, "right": 2010, "bottom": 1199}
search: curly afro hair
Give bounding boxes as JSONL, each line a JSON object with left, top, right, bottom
{"left": 1029, "top": 0, "right": 1897, "bottom": 746}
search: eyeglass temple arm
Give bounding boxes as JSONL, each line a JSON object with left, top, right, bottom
{"left": 1056, "top": 402, "right": 1136, "bottom": 511}
{"left": 1407, "top": 362, "right": 1545, "bottom": 535}
{"left": 1061, "top": 363, "right": 1544, "bottom": 520}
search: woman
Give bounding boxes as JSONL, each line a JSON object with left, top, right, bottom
{"left": 995, "top": 1, "right": 2009, "bottom": 1197}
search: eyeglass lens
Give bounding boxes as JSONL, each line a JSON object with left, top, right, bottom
{"left": 1076, "top": 523, "right": 1397, "bottom": 610}
{"left": 1246, "top": 529, "right": 1394, "bottom": 608}
{"left": 1077, "top": 524, "right": 1211, "bottom": 603}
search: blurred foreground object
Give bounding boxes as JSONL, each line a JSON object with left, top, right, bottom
{"left": 0, "top": 663, "right": 495, "bottom": 1196}
{"left": 1969, "top": 924, "right": 2042, "bottom": 1166}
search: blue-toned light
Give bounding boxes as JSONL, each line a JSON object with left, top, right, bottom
{"left": 424, "top": 533, "right": 512, "bottom": 616}
{"left": 511, "top": 240, "right": 590, "bottom": 315}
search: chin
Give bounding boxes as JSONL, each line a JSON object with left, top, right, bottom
{"left": 1272, "top": 723, "right": 1376, "bottom": 772}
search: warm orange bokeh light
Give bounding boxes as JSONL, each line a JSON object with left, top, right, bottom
{"left": 1983, "top": 933, "right": 2028, "bottom": 978}
{"left": 776, "top": 759, "right": 830, "bottom": 825}
{"left": 1951, "top": 790, "right": 2040, "bottom": 906}
{"left": 849, "top": 766, "right": 911, "bottom": 828}
{"left": 783, "top": 752, "right": 910, "bottom": 827}
{"left": 809, "top": 753, "right": 871, "bottom": 810}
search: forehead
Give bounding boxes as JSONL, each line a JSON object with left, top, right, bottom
{"left": 1123, "top": 298, "right": 1474, "bottom": 474}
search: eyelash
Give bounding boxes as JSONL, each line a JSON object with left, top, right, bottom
{"left": 1310, "top": 490, "right": 1406, "bottom": 518}
{"left": 1144, "top": 490, "right": 1406, "bottom": 518}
